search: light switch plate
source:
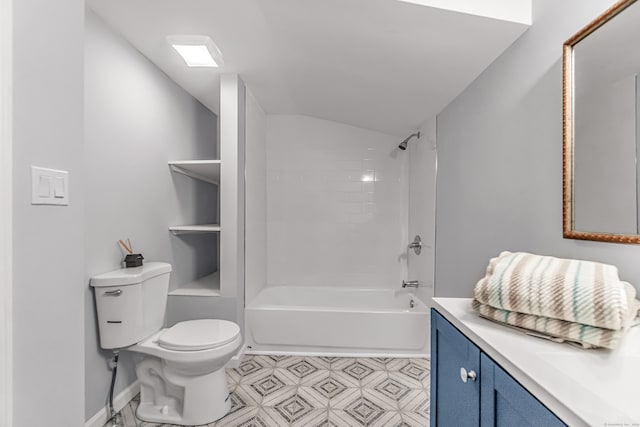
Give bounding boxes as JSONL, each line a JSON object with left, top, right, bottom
{"left": 31, "top": 166, "right": 69, "bottom": 205}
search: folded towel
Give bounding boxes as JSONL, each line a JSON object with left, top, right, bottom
{"left": 475, "top": 251, "right": 636, "bottom": 330}
{"left": 472, "top": 299, "right": 639, "bottom": 349}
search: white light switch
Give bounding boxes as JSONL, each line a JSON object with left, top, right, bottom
{"left": 38, "top": 175, "right": 51, "bottom": 198}
{"left": 53, "top": 177, "right": 65, "bottom": 198}
{"left": 31, "top": 166, "right": 69, "bottom": 205}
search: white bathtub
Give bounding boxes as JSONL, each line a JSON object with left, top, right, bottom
{"left": 245, "top": 286, "right": 430, "bottom": 357}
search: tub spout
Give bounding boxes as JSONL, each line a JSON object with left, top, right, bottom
{"left": 402, "top": 280, "right": 419, "bottom": 288}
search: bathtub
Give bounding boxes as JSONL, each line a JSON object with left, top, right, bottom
{"left": 245, "top": 286, "right": 430, "bottom": 357}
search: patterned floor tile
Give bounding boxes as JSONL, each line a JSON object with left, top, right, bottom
{"left": 385, "top": 358, "right": 413, "bottom": 371}
{"left": 397, "top": 389, "right": 429, "bottom": 413}
{"left": 214, "top": 405, "right": 260, "bottom": 426}
{"left": 371, "top": 377, "right": 411, "bottom": 402}
{"left": 329, "top": 357, "right": 358, "bottom": 371}
{"left": 340, "top": 360, "right": 376, "bottom": 383}
{"left": 238, "top": 367, "right": 275, "bottom": 386}
{"left": 284, "top": 358, "right": 322, "bottom": 380}
{"left": 388, "top": 370, "right": 426, "bottom": 390}
{"left": 328, "top": 368, "right": 361, "bottom": 389}
{"left": 319, "top": 356, "right": 340, "bottom": 366}
{"left": 305, "top": 356, "right": 332, "bottom": 370}
{"left": 261, "top": 384, "right": 298, "bottom": 407}
{"left": 401, "top": 410, "right": 429, "bottom": 426}
{"left": 368, "top": 411, "right": 404, "bottom": 427}
{"left": 299, "top": 367, "right": 331, "bottom": 387}
{"left": 357, "top": 357, "right": 387, "bottom": 371}
{"left": 343, "top": 396, "right": 386, "bottom": 425}
{"left": 106, "top": 355, "right": 430, "bottom": 427}
{"left": 249, "top": 407, "right": 290, "bottom": 426}
{"left": 309, "top": 375, "right": 349, "bottom": 402}
{"left": 359, "top": 369, "right": 389, "bottom": 388}
{"left": 326, "top": 409, "right": 364, "bottom": 427}
{"left": 234, "top": 384, "right": 264, "bottom": 407}
{"left": 272, "top": 367, "right": 304, "bottom": 385}
{"left": 362, "top": 387, "right": 400, "bottom": 412}
{"left": 399, "top": 361, "right": 429, "bottom": 383}
{"left": 297, "top": 387, "right": 332, "bottom": 409}
{"left": 290, "top": 408, "right": 330, "bottom": 427}
{"left": 324, "top": 387, "right": 362, "bottom": 411}
{"left": 248, "top": 355, "right": 280, "bottom": 368}
{"left": 273, "top": 393, "right": 317, "bottom": 423}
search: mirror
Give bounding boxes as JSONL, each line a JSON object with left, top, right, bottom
{"left": 564, "top": 0, "right": 640, "bottom": 243}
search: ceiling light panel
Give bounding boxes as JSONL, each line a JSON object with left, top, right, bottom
{"left": 167, "top": 35, "right": 224, "bottom": 68}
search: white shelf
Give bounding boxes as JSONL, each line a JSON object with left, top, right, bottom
{"left": 169, "top": 224, "right": 221, "bottom": 235}
{"left": 169, "top": 160, "right": 221, "bottom": 184}
{"left": 168, "top": 272, "right": 221, "bottom": 297}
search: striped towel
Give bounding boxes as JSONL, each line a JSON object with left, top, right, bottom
{"left": 472, "top": 299, "right": 639, "bottom": 349}
{"left": 474, "top": 251, "right": 637, "bottom": 330}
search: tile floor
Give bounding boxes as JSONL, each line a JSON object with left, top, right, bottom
{"left": 110, "top": 355, "right": 430, "bottom": 427}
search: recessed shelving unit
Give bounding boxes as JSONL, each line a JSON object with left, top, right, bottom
{"left": 168, "top": 157, "right": 221, "bottom": 296}
{"left": 168, "top": 272, "right": 221, "bottom": 297}
{"left": 168, "top": 160, "right": 221, "bottom": 185}
{"left": 168, "top": 224, "right": 221, "bottom": 235}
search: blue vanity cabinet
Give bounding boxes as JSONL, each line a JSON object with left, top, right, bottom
{"left": 430, "top": 309, "right": 481, "bottom": 426}
{"left": 480, "top": 354, "right": 565, "bottom": 426}
{"left": 431, "top": 309, "right": 567, "bottom": 427}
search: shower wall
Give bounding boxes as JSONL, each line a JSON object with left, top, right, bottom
{"left": 265, "top": 115, "right": 407, "bottom": 290}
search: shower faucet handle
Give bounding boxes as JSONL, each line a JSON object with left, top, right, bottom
{"left": 408, "top": 235, "right": 422, "bottom": 255}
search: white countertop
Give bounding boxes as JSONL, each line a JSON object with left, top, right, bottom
{"left": 432, "top": 298, "right": 640, "bottom": 427}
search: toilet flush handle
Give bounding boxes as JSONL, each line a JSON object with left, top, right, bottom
{"left": 104, "top": 289, "right": 122, "bottom": 296}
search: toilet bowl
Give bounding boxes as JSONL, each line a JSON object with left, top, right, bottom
{"left": 131, "top": 319, "right": 242, "bottom": 425}
{"left": 90, "top": 263, "right": 242, "bottom": 426}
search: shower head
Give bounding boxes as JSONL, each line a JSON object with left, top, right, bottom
{"left": 398, "top": 131, "right": 420, "bottom": 150}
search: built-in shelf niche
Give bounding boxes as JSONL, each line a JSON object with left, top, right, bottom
{"left": 168, "top": 160, "right": 220, "bottom": 184}
{"left": 168, "top": 272, "right": 221, "bottom": 297}
{"left": 168, "top": 158, "right": 220, "bottom": 296}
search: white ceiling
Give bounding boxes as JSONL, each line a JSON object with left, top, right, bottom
{"left": 89, "top": 0, "right": 530, "bottom": 136}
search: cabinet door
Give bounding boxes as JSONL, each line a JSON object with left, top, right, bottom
{"left": 480, "top": 354, "right": 566, "bottom": 427}
{"left": 431, "top": 309, "right": 481, "bottom": 426}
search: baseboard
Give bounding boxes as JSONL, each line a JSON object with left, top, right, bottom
{"left": 226, "top": 343, "right": 248, "bottom": 369}
{"left": 85, "top": 381, "right": 139, "bottom": 427}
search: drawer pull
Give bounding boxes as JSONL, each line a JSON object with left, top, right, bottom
{"left": 104, "top": 289, "right": 122, "bottom": 296}
{"left": 460, "top": 367, "right": 477, "bottom": 383}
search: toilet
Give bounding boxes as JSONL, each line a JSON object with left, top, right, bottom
{"left": 91, "top": 262, "right": 242, "bottom": 425}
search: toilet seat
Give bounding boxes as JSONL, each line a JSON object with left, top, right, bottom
{"left": 158, "top": 319, "right": 240, "bottom": 351}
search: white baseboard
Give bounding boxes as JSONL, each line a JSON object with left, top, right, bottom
{"left": 85, "top": 381, "right": 139, "bottom": 427}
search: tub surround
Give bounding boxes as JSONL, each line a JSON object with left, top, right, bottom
{"left": 432, "top": 297, "right": 640, "bottom": 426}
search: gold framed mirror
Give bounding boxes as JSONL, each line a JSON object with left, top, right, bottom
{"left": 563, "top": 0, "right": 640, "bottom": 243}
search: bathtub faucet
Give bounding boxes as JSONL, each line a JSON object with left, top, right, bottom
{"left": 402, "top": 280, "right": 419, "bottom": 288}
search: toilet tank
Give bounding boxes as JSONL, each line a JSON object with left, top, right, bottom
{"left": 91, "top": 262, "right": 172, "bottom": 349}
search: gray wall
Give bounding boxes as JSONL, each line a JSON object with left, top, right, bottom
{"left": 435, "top": 0, "right": 640, "bottom": 298}
{"left": 12, "top": 0, "right": 85, "bottom": 425}
{"left": 84, "top": 10, "right": 218, "bottom": 421}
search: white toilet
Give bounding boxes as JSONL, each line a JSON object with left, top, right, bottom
{"left": 91, "top": 262, "right": 242, "bottom": 425}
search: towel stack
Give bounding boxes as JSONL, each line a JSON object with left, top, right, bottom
{"left": 473, "top": 251, "right": 640, "bottom": 349}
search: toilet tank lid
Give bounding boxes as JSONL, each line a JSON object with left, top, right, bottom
{"left": 90, "top": 262, "right": 172, "bottom": 287}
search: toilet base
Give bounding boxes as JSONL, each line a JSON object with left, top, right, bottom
{"left": 135, "top": 356, "right": 231, "bottom": 426}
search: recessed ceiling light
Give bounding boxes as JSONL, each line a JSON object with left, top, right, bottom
{"left": 167, "top": 35, "right": 223, "bottom": 68}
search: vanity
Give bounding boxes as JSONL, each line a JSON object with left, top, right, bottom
{"left": 430, "top": 298, "right": 640, "bottom": 426}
